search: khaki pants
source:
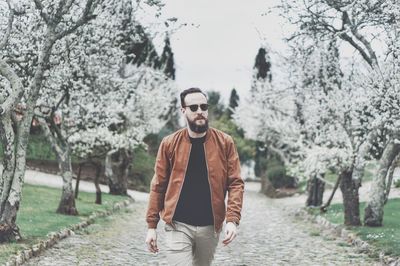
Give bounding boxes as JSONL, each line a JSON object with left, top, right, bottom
{"left": 164, "top": 221, "right": 220, "bottom": 266}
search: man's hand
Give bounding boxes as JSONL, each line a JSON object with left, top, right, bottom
{"left": 222, "top": 222, "right": 237, "bottom": 246}
{"left": 145, "top": 228, "right": 159, "bottom": 253}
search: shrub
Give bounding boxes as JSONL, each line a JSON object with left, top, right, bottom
{"left": 394, "top": 179, "right": 400, "bottom": 188}
{"left": 266, "top": 165, "right": 297, "bottom": 189}
{"left": 0, "top": 134, "right": 55, "bottom": 161}
{"left": 26, "top": 134, "right": 56, "bottom": 161}
{"left": 129, "top": 146, "right": 156, "bottom": 192}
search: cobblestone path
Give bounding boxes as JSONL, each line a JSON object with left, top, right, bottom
{"left": 25, "top": 183, "right": 379, "bottom": 266}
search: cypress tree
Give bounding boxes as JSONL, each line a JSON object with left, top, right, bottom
{"left": 159, "top": 35, "right": 179, "bottom": 135}
{"left": 159, "top": 36, "right": 175, "bottom": 79}
{"left": 226, "top": 88, "right": 239, "bottom": 118}
{"left": 254, "top": 47, "right": 272, "bottom": 82}
{"left": 121, "top": 24, "right": 160, "bottom": 68}
{"left": 252, "top": 47, "right": 274, "bottom": 188}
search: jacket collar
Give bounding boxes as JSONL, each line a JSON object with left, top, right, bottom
{"left": 182, "top": 127, "right": 212, "bottom": 143}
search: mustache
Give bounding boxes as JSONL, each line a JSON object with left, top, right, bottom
{"left": 195, "top": 116, "right": 207, "bottom": 121}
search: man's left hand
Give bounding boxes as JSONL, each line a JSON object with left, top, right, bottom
{"left": 222, "top": 222, "right": 237, "bottom": 246}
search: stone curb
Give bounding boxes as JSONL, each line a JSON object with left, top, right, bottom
{"left": 292, "top": 208, "right": 400, "bottom": 266}
{"left": 4, "top": 198, "right": 134, "bottom": 266}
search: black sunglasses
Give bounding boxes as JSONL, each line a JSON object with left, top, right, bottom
{"left": 184, "top": 104, "right": 208, "bottom": 112}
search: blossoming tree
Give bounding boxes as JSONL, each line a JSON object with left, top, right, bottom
{"left": 0, "top": 0, "right": 99, "bottom": 241}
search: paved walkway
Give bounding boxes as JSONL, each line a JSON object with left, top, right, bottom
{"left": 24, "top": 169, "right": 149, "bottom": 202}
{"left": 23, "top": 175, "right": 381, "bottom": 265}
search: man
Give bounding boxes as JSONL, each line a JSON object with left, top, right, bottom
{"left": 145, "top": 87, "right": 244, "bottom": 265}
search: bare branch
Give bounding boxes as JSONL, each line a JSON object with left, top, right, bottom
{"left": 53, "top": 0, "right": 71, "bottom": 24}
{"left": 55, "top": 0, "right": 96, "bottom": 40}
{"left": 268, "top": 145, "right": 290, "bottom": 166}
{"left": 339, "top": 32, "right": 373, "bottom": 66}
{"left": 50, "top": 113, "right": 67, "bottom": 146}
{"left": 346, "top": 26, "right": 378, "bottom": 67}
{"left": 54, "top": 93, "right": 68, "bottom": 111}
{"left": 61, "top": 0, "right": 75, "bottom": 18}
{"left": 0, "top": 58, "right": 23, "bottom": 115}
{"left": 33, "top": 0, "right": 51, "bottom": 24}
{"left": 5, "top": 57, "right": 28, "bottom": 64}
{"left": 38, "top": 117, "right": 64, "bottom": 156}
{"left": 35, "top": 91, "right": 68, "bottom": 145}
{"left": 55, "top": 0, "right": 67, "bottom": 20}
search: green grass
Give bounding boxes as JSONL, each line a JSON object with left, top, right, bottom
{"left": 0, "top": 183, "right": 127, "bottom": 264}
{"left": 321, "top": 198, "right": 400, "bottom": 257}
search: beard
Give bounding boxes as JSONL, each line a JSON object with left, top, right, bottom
{"left": 187, "top": 116, "right": 209, "bottom": 133}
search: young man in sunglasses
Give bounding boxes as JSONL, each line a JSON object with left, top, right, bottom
{"left": 145, "top": 87, "right": 244, "bottom": 265}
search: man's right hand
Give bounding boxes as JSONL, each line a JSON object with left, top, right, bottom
{"left": 145, "top": 228, "right": 159, "bottom": 253}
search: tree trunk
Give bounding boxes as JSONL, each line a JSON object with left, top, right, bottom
{"left": 0, "top": 105, "right": 34, "bottom": 242}
{"left": 352, "top": 130, "right": 379, "bottom": 181}
{"left": 339, "top": 168, "right": 361, "bottom": 226}
{"left": 364, "top": 142, "right": 400, "bottom": 226}
{"left": 260, "top": 174, "right": 277, "bottom": 198}
{"left": 258, "top": 161, "right": 272, "bottom": 196}
{"left": 75, "top": 163, "right": 83, "bottom": 199}
{"left": 321, "top": 174, "right": 342, "bottom": 212}
{"left": 0, "top": 22, "right": 61, "bottom": 242}
{"left": 94, "top": 164, "right": 102, "bottom": 204}
{"left": 39, "top": 118, "right": 78, "bottom": 215}
{"left": 0, "top": 118, "right": 21, "bottom": 242}
{"left": 384, "top": 154, "right": 400, "bottom": 204}
{"left": 56, "top": 154, "right": 78, "bottom": 215}
{"left": 105, "top": 149, "right": 131, "bottom": 196}
{"left": 0, "top": 116, "right": 16, "bottom": 215}
{"left": 306, "top": 175, "right": 325, "bottom": 207}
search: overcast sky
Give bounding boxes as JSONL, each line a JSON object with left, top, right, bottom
{"left": 161, "top": 0, "right": 287, "bottom": 103}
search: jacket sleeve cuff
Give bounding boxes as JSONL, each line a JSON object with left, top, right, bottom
{"left": 147, "top": 221, "right": 158, "bottom": 229}
{"left": 226, "top": 217, "right": 240, "bottom": 226}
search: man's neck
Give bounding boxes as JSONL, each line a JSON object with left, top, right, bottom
{"left": 187, "top": 127, "right": 207, "bottom": 138}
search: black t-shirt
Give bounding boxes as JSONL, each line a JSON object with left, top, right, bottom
{"left": 173, "top": 135, "right": 214, "bottom": 226}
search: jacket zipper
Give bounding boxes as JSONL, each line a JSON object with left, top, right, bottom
{"left": 204, "top": 143, "right": 217, "bottom": 234}
{"left": 170, "top": 144, "right": 192, "bottom": 228}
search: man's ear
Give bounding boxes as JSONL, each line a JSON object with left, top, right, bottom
{"left": 180, "top": 107, "right": 186, "bottom": 115}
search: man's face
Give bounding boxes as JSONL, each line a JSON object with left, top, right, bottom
{"left": 181, "top": 92, "right": 209, "bottom": 133}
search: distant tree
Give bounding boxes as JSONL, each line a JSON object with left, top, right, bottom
{"left": 253, "top": 47, "right": 272, "bottom": 82}
{"left": 251, "top": 46, "right": 280, "bottom": 192}
{"left": 226, "top": 88, "right": 239, "bottom": 119}
{"left": 160, "top": 36, "right": 179, "bottom": 132}
{"left": 159, "top": 36, "right": 175, "bottom": 79}
{"left": 144, "top": 35, "right": 179, "bottom": 155}
{"left": 126, "top": 24, "right": 160, "bottom": 68}
{"left": 207, "top": 91, "right": 225, "bottom": 121}
{"left": 201, "top": 89, "right": 256, "bottom": 177}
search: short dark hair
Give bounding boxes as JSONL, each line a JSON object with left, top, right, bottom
{"left": 180, "top": 88, "right": 207, "bottom": 107}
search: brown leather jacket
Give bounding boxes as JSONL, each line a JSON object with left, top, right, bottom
{"left": 146, "top": 127, "right": 244, "bottom": 233}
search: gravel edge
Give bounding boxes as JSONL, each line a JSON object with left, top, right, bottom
{"left": 5, "top": 198, "right": 135, "bottom": 266}
{"left": 292, "top": 208, "right": 400, "bottom": 266}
